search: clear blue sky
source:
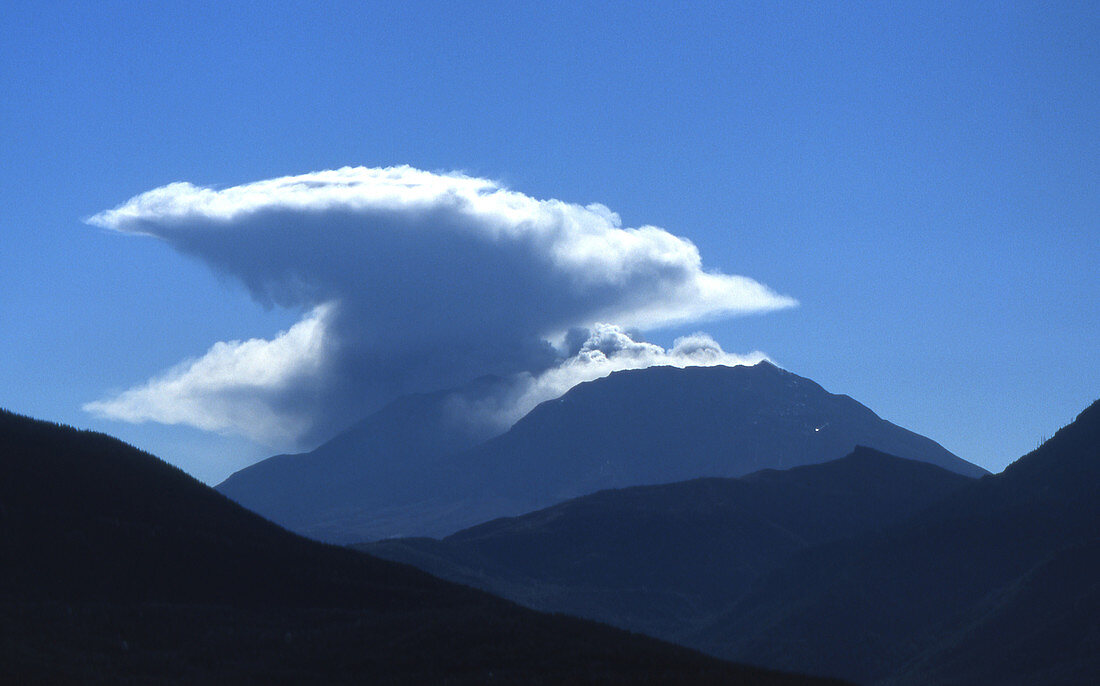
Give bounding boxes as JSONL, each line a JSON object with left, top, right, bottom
{"left": 2, "top": 1, "right": 1096, "bottom": 482}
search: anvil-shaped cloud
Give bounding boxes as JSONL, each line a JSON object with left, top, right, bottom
{"left": 85, "top": 166, "right": 794, "bottom": 447}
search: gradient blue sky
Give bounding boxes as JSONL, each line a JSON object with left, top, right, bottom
{"left": 2, "top": 1, "right": 1096, "bottom": 483}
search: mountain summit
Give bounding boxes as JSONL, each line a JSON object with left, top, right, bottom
{"left": 219, "top": 361, "right": 985, "bottom": 542}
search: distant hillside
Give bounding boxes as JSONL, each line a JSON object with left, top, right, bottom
{"left": 220, "top": 361, "right": 984, "bottom": 542}
{"left": 218, "top": 379, "right": 499, "bottom": 540}
{"left": 693, "top": 399, "right": 1100, "bottom": 685}
{"left": 361, "top": 448, "right": 974, "bottom": 643}
{"left": 0, "top": 408, "right": 846, "bottom": 686}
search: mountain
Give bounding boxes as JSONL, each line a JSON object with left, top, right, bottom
{"left": 0, "top": 408, "right": 849, "bottom": 685}
{"left": 360, "top": 448, "right": 975, "bottom": 643}
{"left": 693, "top": 399, "right": 1100, "bottom": 685}
{"left": 217, "top": 377, "right": 502, "bottom": 541}
{"left": 219, "top": 361, "right": 984, "bottom": 542}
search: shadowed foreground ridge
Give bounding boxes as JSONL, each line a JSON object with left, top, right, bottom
{"left": 0, "top": 409, "right": 846, "bottom": 685}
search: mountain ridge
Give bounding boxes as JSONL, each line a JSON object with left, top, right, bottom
{"left": 219, "top": 361, "right": 985, "bottom": 542}
{"left": 0, "top": 407, "right": 846, "bottom": 685}
{"left": 360, "top": 446, "right": 976, "bottom": 642}
{"left": 692, "top": 398, "right": 1100, "bottom": 684}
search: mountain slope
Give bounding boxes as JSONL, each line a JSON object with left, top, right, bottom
{"left": 694, "top": 399, "right": 1100, "bottom": 685}
{"left": 0, "top": 408, "right": 846, "bottom": 686}
{"left": 220, "top": 362, "right": 983, "bottom": 542}
{"left": 884, "top": 537, "right": 1100, "bottom": 686}
{"left": 361, "top": 448, "right": 974, "bottom": 642}
{"left": 217, "top": 376, "right": 502, "bottom": 541}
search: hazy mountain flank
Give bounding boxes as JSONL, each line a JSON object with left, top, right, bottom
{"left": 361, "top": 447, "right": 976, "bottom": 642}
{"left": 219, "top": 361, "right": 984, "bottom": 542}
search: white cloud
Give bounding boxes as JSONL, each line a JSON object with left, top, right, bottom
{"left": 84, "top": 305, "right": 332, "bottom": 446}
{"left": 86, "top": 166, "right": 794, "bottom": 447}
{"left": 448, "top": 324, "right": 769, "bottom": 434}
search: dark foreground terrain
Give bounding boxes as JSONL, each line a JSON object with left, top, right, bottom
{"left": 0, "top": 409, "right": 844, "bottom": 685}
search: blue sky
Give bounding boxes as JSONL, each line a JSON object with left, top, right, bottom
{"left": 2, "top": 1, "right": 1096, "bottom": 482}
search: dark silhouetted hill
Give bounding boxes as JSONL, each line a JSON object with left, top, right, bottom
{"left": 693, "top": 399, "right": 1100, "bottom": 685}
{"left": 220, "top": 362, "right": 983, "bottom": 542}
{"left": 360, "top": 448, "right": 973, "bottom": 643}
{"left": 0, "top": 408, "right": 848, "bottom": 685}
